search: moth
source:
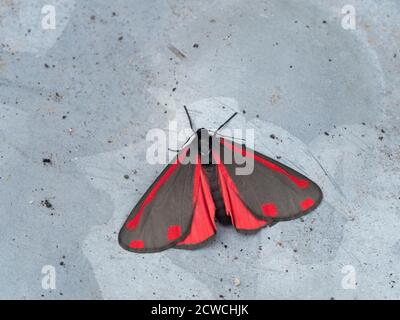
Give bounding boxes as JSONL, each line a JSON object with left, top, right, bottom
{"left": 119, "top": 107, "right": 323, "bottom": 252}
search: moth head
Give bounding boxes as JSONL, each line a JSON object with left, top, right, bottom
{"left": 196, "top": 128, "right": 211, "bottom": 156}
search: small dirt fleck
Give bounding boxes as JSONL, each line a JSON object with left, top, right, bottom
{"left": 41, "top": 199, "right": 53, "bottom": 209}
{"left": 42, "top": 158, "right": 52, "bottom": 165}
{"left": 193, "top": 43, "right": 199, "bottom": 48}
{"left": 124, "top": 174, "right": 129, "bottom": 180}
{"left": 270, "top": 134, "right": 276, "bottom": 139}
{"left": 324, "top": 132, "right": 329, "bottom": 136}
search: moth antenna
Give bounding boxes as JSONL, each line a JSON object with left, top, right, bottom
{"left": 183, "top": 105, "right": 195, "bottom": 132}
{"left": 213, "top": 112, "right": 238, "bottom": 136}
{"left": 168, "top": 132, "right": 196, "bottom": 153}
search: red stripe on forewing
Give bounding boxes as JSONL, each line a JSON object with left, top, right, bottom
{"left": 220, "top": 138, "right": 309, "bottom": 189}
{"left": 213, "top": 152, "right": 267, "bottom": 230}
{"left": 126, "top": 149, "right": 188, "bottom": 231}
{"left": 177, "top": 159, "right": 216, "bottom": 246}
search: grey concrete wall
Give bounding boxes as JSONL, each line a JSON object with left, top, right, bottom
{"left": 0, "top": 0, "right": 399, "bottom": 299}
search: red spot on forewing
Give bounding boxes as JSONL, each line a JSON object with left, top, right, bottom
{"left": 129, "top": 240, "right": 144, "bottom": 249}
{"left": 262, "top": 203, "right": 278, "bottom": 217}
{"left": 300, "top": 198, "right": 315, "bottom": 211}
{"left": 167, "top": 225, "right": 181, "bottom": 241}
{"left": 296, "top": 180, "right": 309, "bottom": 189}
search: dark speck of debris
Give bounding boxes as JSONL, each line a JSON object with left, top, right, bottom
{"left": 270, "top": 134, "right": 276, "bottom": 140}
{"left": 124, "top": 174, "right": 129, "bottom": 180}
{"left": 379, "top": 136, "right": 384, "bottom": 141}
{"left": 44, "top": 63, "right": 50, "bottom": 68}
{"left": 172, "top": 87, "right": 176, "bottom": 92}
{"left": 118, "top": 36, "right": 123, "bottom": 41}
{"left": 42, "top": 158, "right": 52, "bottom": 165}
{"left": 41, "top": 199, "right": 53, "bottom": 209}
{"left": 90, "top": 15, "right": 96, "bottom": 21}
{"left": 324, "top": 132, "right": 329, "bottom": 136}
{"left": 59, "top": 261, "right": 65, "bottom": 266}
{"left": 289, "top": 65, "right": 293, "bottom": 69}
{"left": 381, "top": 129, "right": 385, "bottom": 134}
{"left": 62, "top": 115, "right": 67, "bottom": 119}
{"left": 256, "top": 114, "right": 259, "bottom": 118}
{"left": 242, "top": 110, "right": 246, "bottom": 114}
{"left": 322, "top": 20, "right": 327, "bottom": 24}
{"left": 193, "top": 43, "right": 199, "bottom": 48}
{"left": 362, "top": 122, "right": 366, "bottom": 126}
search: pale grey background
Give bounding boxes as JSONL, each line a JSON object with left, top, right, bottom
{"left": 0, "top": 0, "right": 399, "bottom": 299}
